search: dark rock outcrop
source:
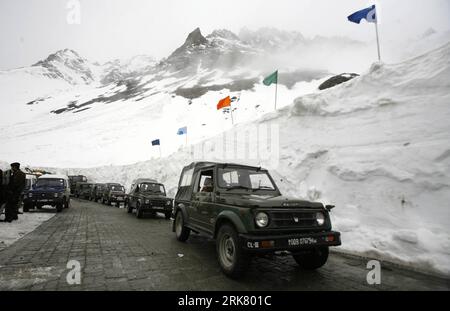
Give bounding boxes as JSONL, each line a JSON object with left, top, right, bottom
{"left": 318, "top": 73, "right": 359, "bottom": 90}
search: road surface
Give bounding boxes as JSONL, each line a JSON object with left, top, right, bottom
{"left": 0, "top": 199, "right": 448, "bottom": 291}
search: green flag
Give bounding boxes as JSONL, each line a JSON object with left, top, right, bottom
{"left": 263, "top": 70, "right": 278, "bottom": 86}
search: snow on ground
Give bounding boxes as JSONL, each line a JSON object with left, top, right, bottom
{"left": 0, "top": 207, "right": 55, "bottom": 251}
{"left": 43, "top": 42, "right": 449, "bottom": 276}
{"left": 0, "top": 68, "right": 327, "bottom": 167}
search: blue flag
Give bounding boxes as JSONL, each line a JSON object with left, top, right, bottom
{"left": 151, "top": 139, "right": 160, "bottom": 146}
{"left": 177, "top": 126, "right": 187, "bottom": 135}
{"left": 348, "top": 5, "right": 377, "bottom": 24}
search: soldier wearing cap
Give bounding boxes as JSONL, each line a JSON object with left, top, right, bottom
{"left": 3, "top": 162, "right": 26, "bottom": 222}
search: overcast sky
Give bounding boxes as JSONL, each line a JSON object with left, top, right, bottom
{"left": 0, "top": 0, "right": 449, "bottom": 69}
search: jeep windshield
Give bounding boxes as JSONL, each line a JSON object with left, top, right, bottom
{"left": 139, "top": 183, "right": 165, "bottom": 195}
{"left": 110, "top": 185, "right": 125, "bottom": 192}
{"left": 71, "top": 176, "right": 87, "bottom": 183}
{"left": 35, "top": 179, "right": 64, "bottom": 188}
{"left": 218, "top": 167, "right": 276, "bottom": 192}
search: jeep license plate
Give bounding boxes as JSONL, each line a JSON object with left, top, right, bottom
{"left": 38, "top": 199, "right": 49, "bottom": 202}
{"left": 288, "top": 237, "right": 317, "bottom": 246}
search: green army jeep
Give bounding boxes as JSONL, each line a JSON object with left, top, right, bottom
{"left": 172, "top": 162, "right": 341, "bottom": 278}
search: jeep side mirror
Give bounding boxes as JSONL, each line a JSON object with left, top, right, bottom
{"left": 325, "top": 205, "right": 335, "bottom": 211}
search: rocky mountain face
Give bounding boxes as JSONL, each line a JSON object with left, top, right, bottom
{"left": 33, "top": 49, "right": 95, "bottom": 85}
{"left": 27, "top": 27, "right": 359, "bottom": 89}
{"left": 100, "top": 55, "right": 156, "bottom": 84}
{"left": 9, "top": 26, "right": 367, "bottom": 114}
{"left": 162, "top": 27, "right": 258, "bottom": 74}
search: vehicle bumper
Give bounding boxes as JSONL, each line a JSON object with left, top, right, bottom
{"left": 141, "top": 204, "right": 172, "bottom": 213}
{"left": 109, "top": 197, "right": 126, "bottom": 203}
{"left": 24, "top": 197, "right": 64, "bottom": 206}
{"left": 239, "top": 231, "right": 341, "bottom": 252}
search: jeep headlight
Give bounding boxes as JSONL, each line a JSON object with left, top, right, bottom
{"left": 316, "top": 212, "right": 325, "bottom": 226}
{"left": 255, "top": 212, "right": 269, "bottom": 228}
{"left": 145, "top": 199, "right": 150, "bottom": 204}
{"left": 54, "top": 193, "right": 59, "bottom": 198}
{"left": 28, "top": 193, "right": 33, "bottom": 198}
{"left": 166, "top": 200, "right": 171, "bottom": 206}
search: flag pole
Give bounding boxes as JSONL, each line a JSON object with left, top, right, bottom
{"left": 374, "top": 21, "right": 381, "bottom": 62}
{"left": 230, "top": 102, "right": 234, "bottom": 125}
{"left": 159, "top": 145, "right": 161, "bottom": 158}
{"left": 274, "top": 80, "right": 278, "bottom": 110}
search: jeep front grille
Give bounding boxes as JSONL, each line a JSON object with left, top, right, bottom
{"left": 269, "top": 211, "right": 318, "bottom": 228}
{"left": 149, "top": 199, "right": 167, "bottom": 206}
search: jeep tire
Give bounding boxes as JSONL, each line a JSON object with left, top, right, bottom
{"left": 56, "top": 203, "right": 63, "bottom": 213}
{"left": 174, "top": 210, "right": 190, "bottom": 242}
{"left": 64, "top": 198, "right": 70, "bottom": 209}
{"left": 292, "top": 246, "right": 329, "bottom": 270}
{"left": 216, "top": 224, "right": 250, "bottom": 279}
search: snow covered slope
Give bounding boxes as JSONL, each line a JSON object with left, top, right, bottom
{"left": 0, "top": 28, "right": 333, "bottom": 167}
{"left": 47, "top": 42, "right": 450, "bottom": 276}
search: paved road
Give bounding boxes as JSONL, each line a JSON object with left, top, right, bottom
{"left": 0, "top": 199, "right": 448, "bottom": 291}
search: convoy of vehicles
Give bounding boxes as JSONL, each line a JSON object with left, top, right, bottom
{"left": 171, "top": 162, "right": 341, "bottom": 278}
{"left": 23, "top": 161, "right": 340, "bottom": 279}
{"left": 23, "top": 174, "right": 71, "bottom": 213}
{"left": 125, "top": 179, "right": 173, "bottom": 219}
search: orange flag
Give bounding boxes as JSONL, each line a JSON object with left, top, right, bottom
{"left": 217, "top": 96, "right": 231, "bottom": 110}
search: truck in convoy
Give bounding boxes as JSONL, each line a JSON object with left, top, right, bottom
{"left": 68, "top": 175, "right": 87, "bottom": 196}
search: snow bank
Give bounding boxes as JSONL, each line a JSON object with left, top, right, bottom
{"left": 50, "top": 42, "right": 450, "bottom": 276}
{"left": 0, "top": 209, "right": 55, "bottom": 250}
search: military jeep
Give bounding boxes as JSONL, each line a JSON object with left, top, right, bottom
{"left": 68, "top": 175, "right": 87, "bottom": 195}
{"left": 172, "top": 162, "right": 341, "bottom": 278}
{"left": 125, "top": 178, "right": 173, "bottom": 219}
{"left": 76, "top": 182, "right": 94, "bottom": 200}
{"left": 101, "top": 183, "right": 126, "bottom": 206}
{"left": 90, "top": 183, "right": 106, "bottom": 202}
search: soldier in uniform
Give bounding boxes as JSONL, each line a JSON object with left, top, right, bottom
{"left": 3, "top": 163, "right": 26, "bottom": 222}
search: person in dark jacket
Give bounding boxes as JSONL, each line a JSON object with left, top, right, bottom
{"left": 3, "top": 163, "right": 26, "bottom": 222}
{"left": 0, "top": 169, "right": 4, "bottom": 219}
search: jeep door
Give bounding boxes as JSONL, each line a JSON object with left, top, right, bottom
{"left": 127, "top": 185, "right": 138, "bottom": 208}
{"left": 191, "top": 169, "right": 215, "bottom": 233}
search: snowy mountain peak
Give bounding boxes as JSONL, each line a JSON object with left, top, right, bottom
{"left": 207, "top": 29, "right": 240, "bottom": 41}
{"left": 33, "top": 48, "right": 95, "bottom": 85}
{"left": 183, "top": 27, "right": 208, "bottom": 47}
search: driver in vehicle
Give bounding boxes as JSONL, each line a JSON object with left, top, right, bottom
{"left": 201, "top": 177, "right": 213, "bottom": 192}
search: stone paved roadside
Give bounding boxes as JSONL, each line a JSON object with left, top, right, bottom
{"left": 0, "top": 199, "right": 448, "bottom": 291}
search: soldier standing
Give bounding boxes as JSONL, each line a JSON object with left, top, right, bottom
{"left": 3, "top": 163, "right": 26, "bottom": 222}
{"left": 0, "top": 169, "right": 4, "bottom": 219}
